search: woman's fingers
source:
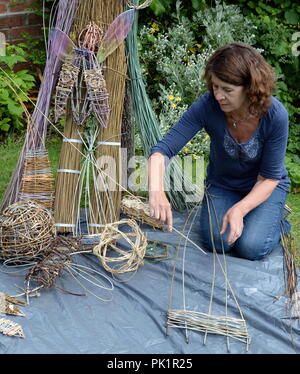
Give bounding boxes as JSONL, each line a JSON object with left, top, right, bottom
{"left": 149, "top": 190, "right": 173, "bottom": 231}
{"left": 159, "top": 208, "right": 166, "bottom": 223}
{"left": 153, "top": 206, "right": 170, "bottom": 224}
{"left": 149, "top": 203, "right": 173, "bottom": 231}
{"left": 220, "top": 216, "right": 228, "bottom": 235}
{"left": 221, "top": 208, "right": 244, "bottom": 244}
{"left": 154, "top": 208, "right": 161, "bottom": 221}
{"left": 228, "top": 230, "right": 239, "bottom": 245}
{"left": 228, "top": 221, "right": 243, "bottom": 244}
{"left": 166, "top": 207, "right": 173, "bottom": 232}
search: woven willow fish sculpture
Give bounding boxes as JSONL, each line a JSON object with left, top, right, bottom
{"left": 53, "top": 9, "right": 135, "bottom": 127}
{"left": 0, "top": 318, "right": 24, "bottom": 338}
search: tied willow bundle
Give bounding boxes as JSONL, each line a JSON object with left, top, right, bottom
{"left": 19, "top": 147, "right": 54, "bottom": 209}
{"left": 54, "top": 110, "right": 83, "bottom": 233}
{"left": 87, "top": 0, "right": 127, "bottom": 234}
{"left": 0, "top": 0, "right": 79, "bottom": 211}
{"left": 54, "top": 0, "right": 136, "bottom": 235}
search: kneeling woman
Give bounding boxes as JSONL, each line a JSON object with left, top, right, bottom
{"left": 148, "top": 42, "right": 290, "bottom": 261}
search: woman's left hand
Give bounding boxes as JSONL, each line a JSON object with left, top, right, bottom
{"left": 220, "top": 204, "right": 245, "bottom": 245}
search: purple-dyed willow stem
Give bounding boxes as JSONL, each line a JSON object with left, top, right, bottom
{"left": 0, "top": 0, "right": 79, "bottom": 211}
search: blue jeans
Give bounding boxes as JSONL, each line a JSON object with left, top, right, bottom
{"left": 198, "top": 184, "right": 288, "bottom": 261}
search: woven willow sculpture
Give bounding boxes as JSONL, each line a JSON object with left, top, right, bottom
{"left": 121, "top": 195, "right": 164, "bottom": 229}
{"left": 0, "top": 200, "right": 56, "bottom": 261}
{"left": 0, "top": 318, "right": 25, "bottom": 338}
{"left": 93, "top": 218, "right": 147, "bottom": 274}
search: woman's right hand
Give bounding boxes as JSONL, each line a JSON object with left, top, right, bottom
{"left": 149, "top": 191, "right": 173, "bottom": 232}
{"left": 148, "top": 152, "right": 173, "bottom": 231}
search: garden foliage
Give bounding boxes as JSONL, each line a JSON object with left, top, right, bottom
{"left": 138, "top": 0, "right": 300, "bottom": 189}
{"left": 0, "top": 45, "right": 36, "bottom": 136}
{"left": 0, "top": 1, "right": 52, "bottom": 140}
{"left": 138, "top": 1, "right": 257, "bottom": 158}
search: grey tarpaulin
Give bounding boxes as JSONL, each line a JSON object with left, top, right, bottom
{"left": 0, "top": 210, "right": 299, "bottom": 354}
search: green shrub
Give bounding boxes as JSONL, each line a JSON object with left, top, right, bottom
{"left": 240, "top": 4, "right": 300, "bottom": 191}
{"left": 285, "top": 153, "right": 300, "bottom": 193}
{"left": 138, "top": 1, "right": 257, "bottom": 158}
{"left": 149, "top": 0, "right": 208, "bottom": 16}
{"left": 0, "top": 44, "right": 36, "bottom": 138}
{"left": 139, "top": 0, "right": 300, "bottom": 188}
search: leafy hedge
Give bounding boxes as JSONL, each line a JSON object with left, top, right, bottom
{"left": 139, "top": 0, "right": 300, "bottom": 190}
{"left": 0, "top": 45, "right": 36, "bottom": 137}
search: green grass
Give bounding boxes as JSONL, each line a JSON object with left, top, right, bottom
{"left": 0, "top": 137, "right": 23, "bottom": 200}
{"left": 0, "top": 136, "right": 299, "bottom": 264}
{"left": 286, "top": 192, "right": 300, "bottom": 265}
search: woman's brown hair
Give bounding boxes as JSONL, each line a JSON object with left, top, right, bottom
{"left": 203, "top": 42, "right": 276, "bottom": 116}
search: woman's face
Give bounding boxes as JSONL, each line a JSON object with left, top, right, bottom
{"left": 211, "top": 74, "right": 248, "bottom": 114}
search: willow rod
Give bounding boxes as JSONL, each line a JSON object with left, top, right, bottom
{"left": 0, "top": 0, "right": 79, "bottom": 211}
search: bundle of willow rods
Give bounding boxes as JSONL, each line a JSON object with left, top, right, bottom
{"left": 54, "top": 13, "right": 103, "bottom": 234}
{"left": 54, "top": 109, "right": 83, "bottom": 233}
{"left": 126, "top": 0, "right": 201, "bottom": 211}
{"left": 72, "top": 0, "right": 127, "bottom": 234}
{"left": 0, "top": 0, "right": 79, "bottom": 211}
{"left": 91, "top": 0, "right": 127, "bottom": 233}
{"left": 19, "top": 147, "right": 55, "bottom": 210}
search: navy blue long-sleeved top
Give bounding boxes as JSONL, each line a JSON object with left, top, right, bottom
{"left": 151, "top": 93, "right": 290, "bottom": 193}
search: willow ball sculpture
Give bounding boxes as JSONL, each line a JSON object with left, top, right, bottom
{"left": 93, "top": 219, "right": 147, "bottom": 274}
{"left": 0, "top": 200, "right": 56, "bottom": 261}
